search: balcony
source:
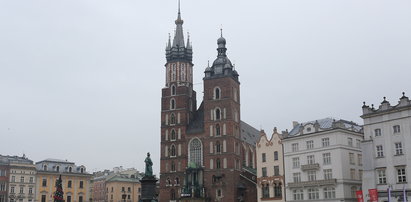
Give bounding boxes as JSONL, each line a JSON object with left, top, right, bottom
{"left": 288, "top": 179, "right": 337, "bottom": 188}
{"left": 301, "top": 163, "right": 320, "bottom": 171}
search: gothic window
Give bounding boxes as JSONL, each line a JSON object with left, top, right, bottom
{"left": 171, "top": 161, "right": 176, "bottom": 172}
{"left": 214, "top": 87, "right": 221, "bottom": 100}
{"left": 170, "top": 99, "right": 176, "bottom": 110}
{"left": 171, "top": 130, "right": 176, "bottom": 141}
{"left": 189, "top": 138, "right": 203, "bottom": 166}
{"left": 171, "top": 189, "right": 176, "bottom": 200}
{"left": 171, "top": 145, "right": 176, "bottom": 157}
{"left": 171, "top": 85, "right": 176, "bottom": 96}
{"left": 215, "top": 124, "right": 221, "bottom": 136}
{"left": 181, "top": 64, "right": 186, "bottom": 81}
{"left": 171, "top": 64, "right": 176, "bottom": 81}
{"left": 216, "top": 141, "right": 221, "bottom": 153}
{"left": 215, "top": 108, "right": 221, "bottom": 120}
{"left": 170, "top": 113, "right": 176, "bottom": 125}
{"left": 216, "top": 158, "right": 221, "bottom": 169}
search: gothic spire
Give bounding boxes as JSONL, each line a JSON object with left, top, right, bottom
{"left": 172, "top": 0, "right": 185, "bottom": 48}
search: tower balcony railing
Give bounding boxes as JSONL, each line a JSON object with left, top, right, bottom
{"left": 288, "top": 178, "right": 337, "bottom": 188}
{"left": 300, "top": 163, "right": 320, "bottom": 171}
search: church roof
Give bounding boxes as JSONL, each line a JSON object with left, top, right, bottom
{"left": 186, "top": 101, "right": 204, "bottom": 134}
{"left": 240, "top": 121, "right": 259, "bottom": 146}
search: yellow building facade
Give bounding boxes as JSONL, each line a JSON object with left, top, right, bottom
{"left": 35, "top": 159, "right": 91, "bottom": 202}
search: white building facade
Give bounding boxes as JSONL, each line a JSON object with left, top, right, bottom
{"left": 256, "top": 128, "right": 285, "bottom": 202}
{"left": 6, "top": 156, "right": 36, "bottom": 202}
{"left": 283, "top": 118, "right": 363, "bottom": 202}
{"left": 361, "top": 93, "right": 411, "bottom": 202}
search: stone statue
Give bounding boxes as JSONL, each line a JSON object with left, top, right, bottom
{"left": 144, "top": 152, "right": 153, "bottom": 177}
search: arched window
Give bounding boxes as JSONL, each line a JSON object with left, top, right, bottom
{"left": 181, "top": 64, "right": 186, "bottom": 81}
{"left": 171, "top": 85, "right": 176, "bottom": 96}
{"left": 170, "top": 99, "right": 176, "bottom": 110}
{"left": 43, "top": 165, "right": 47, "bottom": 171}
{"left": 215, "top": 124, "right": 221, "bottom": 136}
{"left": 216, "top": 141, "right": 221, "bottom": 153}
{"left": 80, "top": 167, "right": 84, "bottom": 173}
{"left": 171, "top": 64, "right": 176, "bottom": 81}
{"left": 171, "top": 130, "right": 176, "bottom": 141}
{"left": 171, "top": 189, "right": 176, "bottom": 200}
{"left": 215, "top": 108, "right": 221, "bottom": 120}
{"left": 170, "top": 113, "right": 176, "bottom": 124}
{"left": 262, "top": 184, "right": 270, "bottom": 198}
{"left": 274, "top": 182, "right": 282, "bottom": 197}
{"left": 68, "top": 167, "right": 72, "bottom": 172}
{"left": 171, "top": 161, "right": 176, "bottom": 171}
{"left": 216, "top": 158, "right": 221, "bottom": 169}
{"left": 214, "top": 87, "right": 221, "bottom": 100}
{"left": 56, "top": 166, "right": 60, "bottom": 172}
{"left": 175, "top": 177, "right": 179, "bottom": 185}
{"left": 189, "top": 138, "right": 203, "bottom": 166}
{"left": 167, "top": 178, "right": 171, "bottom": 185}
{"left": 171, "top": 145, "right": 176, "bottom": 157}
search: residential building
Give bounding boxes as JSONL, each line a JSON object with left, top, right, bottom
{"left": 105, "top": 173, "right": 141, "bottom": 202}
{"left": 92, "top": 168, "right": 143, "bottom": 202}
{"left": 0, "top": 157, "right": 9, "bottom": 202}
{"left": 35, "top": 159, "right": 92, "bottom": 202}
{"left": 256, "top": 128, "right": 285, "bottom": 202}
{"left": 159, "top": 4, "right": 259, "bottom": 201}
{"left": 282, "top": 118, "right": 363, "bottom": 202}
{"left": 0, "top": 155, "right": 36, "bottom": 202}
{"left": 361, "top": 93, "right": 411, "bottom": 201}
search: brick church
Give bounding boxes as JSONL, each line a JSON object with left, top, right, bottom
{"left": 159, "top": 5, "right": 259, "bottom": 202}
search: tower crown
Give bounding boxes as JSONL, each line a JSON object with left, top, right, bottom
{"left": 166, "top": 2, "right": 192, "bottom": 62}
{"left": 204, "top": 31, "right": 239, "bottom": 81}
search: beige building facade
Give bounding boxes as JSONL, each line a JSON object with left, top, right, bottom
{"left": 256, "top": 128, "right": 285, "bottom": 202}
{"left": 105, "top": 175, "right": 141, "bottom": 202}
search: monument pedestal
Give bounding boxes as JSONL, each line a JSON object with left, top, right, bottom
{"left": 140, "top": 176, "right": 158, "bottom": 202}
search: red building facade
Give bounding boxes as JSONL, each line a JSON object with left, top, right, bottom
{"left": 159, "top": 6, "right": 258, "bottom": 202}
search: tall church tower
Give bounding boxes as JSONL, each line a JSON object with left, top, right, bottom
{"left": 159, "top": 4, "right": 197, "bottom": 201}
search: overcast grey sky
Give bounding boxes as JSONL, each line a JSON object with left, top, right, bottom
{"left": 0, "top": 0, "right": 410, "bottom": 175}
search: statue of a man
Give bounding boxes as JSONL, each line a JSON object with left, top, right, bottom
{"left": 144, "top": 152, "right": 153, "bottom": 177}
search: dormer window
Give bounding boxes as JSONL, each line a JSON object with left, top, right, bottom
{"left": 69, "top": 167, "right": 72, "bottom": 172}
{"left": 43, "top": 165, "right": 47, "bottom": 171}
{"left": 80, "top": 167, "right": 84, "bottom": 173}
{"left": 56, "top": 166, "right": 60, "bottom": 172}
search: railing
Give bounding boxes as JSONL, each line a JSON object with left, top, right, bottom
{"left": 288, "top": 179, "right": 337, "bottom": 188}
{"left": 301, "top": 163, "right": 320, "bottom": 171}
